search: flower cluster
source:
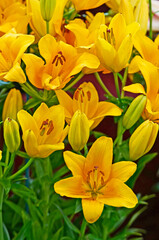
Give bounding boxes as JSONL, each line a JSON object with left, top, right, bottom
{"left": 0, "top": 0, "right": 158, "bottom": 239}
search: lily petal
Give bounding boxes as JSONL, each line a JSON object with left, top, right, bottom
{"left": 63, "top": 151, "right": 86, "bottom": 176}
{"left": 123, "top": 83, "right": 146, "bottom": 95}
{"left": 99, "top": 178, "right": 138, "bottom": 208}
{"left": 17, "top": 110, "right": 38, "bottom": 135}
{"left": 54, "top": 176, "right": 89, "bottom": 198}
{"left": 109, "top": 161, "right": 137, "bottom": 182}
{"left": 82, "top": 199, "right": 104, "bottom": 223}
{"left": 85, "top": 136, "right": 113, "bottom": 181}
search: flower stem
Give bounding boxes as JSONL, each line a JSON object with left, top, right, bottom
{"left": 64, "top": 72, "right": 84, "bottom": 91}
{"left": 46, "top": 21, "right": 49, "bottom": 34}
{"left": 94, "top": 72, "right": 113, "bottom": 98}
{"left": 113, "top": 72, "right": 121, "bottom": 99}
{"left": 121, "top": 67, "right": 128, "bottom": 97}
{"left": 4, "top": 148, "right": 10, "bottom": 172}
{"left": 149, "top": 0, "right": 153, "bottom": 40}
{"left": 0, "top": 185, "right": 4, "bottom": 240}
{"left": 3, "top": 152, "right": 15, "bottom": 177}
{"left": 8, "top": 157, "right": 34, "bottom": 180}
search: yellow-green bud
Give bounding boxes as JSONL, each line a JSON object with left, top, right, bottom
{"left": 123, "top": 95, "right": 147, "bottom": 129}
{"left": 4, "top": 118, "right": 21, "bottom": 153}
{"left": 2, "top": 88, "right": 23, "bottom": 122}
{"left": 68, "top": 110, "right": 90, "bottom": 152}
{"left": 40, "top": 0, "right": 56, "bottom": 22}
{"left": 129, "top": 120, "right": 158, "bottom": 161}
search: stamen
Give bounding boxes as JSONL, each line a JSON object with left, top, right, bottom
{"left": 52, "top": 51, "right": 66, "bottom": 66}
{"left": 47, "top": 120, "right": 54, "bottom": 135}
{"left": 87, "top": 91, "right": 91, "bottom": 101}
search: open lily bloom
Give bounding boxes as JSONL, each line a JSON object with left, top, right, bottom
{"left": 17, "top": 103, "right": 67, "bottom": 158}
{"left": 56, "top": 82, "right": 122, "bottom": 129}
{"left": 72, "top": 0, "right": 109, "bottom": 11}
{"left": 27, "top": 0, "right": 68, "bottom": 40}
{"left": 0, "top": 31, "right": 34, "bottom": 83}
{"left": 106, "top": 0, "right": 148, "bottom": 33}
{"left": 95, "top": 13, "right": 140, "bottom": 73}
{"left": 0, "top": 2, "right": 29, "bottom": 36}
{"left": 124, "top": 56, "right": 159, "bottom": 123}
{"left": 54, "top": 136, "right": 138, "bottom": 223}
{"left": 132, "top": 30, "right": 159, "bottom": 68}
{"left": 65, "top": 12, "right": 105, "bottom": 49}
{"left": 23, "top": 34, "right": 100, "bottom": 90}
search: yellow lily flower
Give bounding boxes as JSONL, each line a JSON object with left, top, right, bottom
{"left": 56, "top": 82, "right": 122, "bottom": 129}
{"left": 72, "top": 0, "right": 109, "bottom": 11}
{"left": 132, "top": 30, "right": 159, "bottom": 68}
{"left": 54, "top": 136, "right": 138, "bottom": 223}
{"left": 27, "top": 0, "right": 67, "bottom": 39}
{"left": 17, "top": 103, "right": 67, "bottom": 158}
{"left": 65, "top": 12, "right": 105, "bottom": 49}
{"left": 0, "top": 31, "right": 34, "bottom": 83}
{"left": 106, "top": 0, "right": 148, "bottom": 33}
{"left": 0, "top": 2, "right": 29, "bottom": 35}
{"left": 95, "top": 13, "right": 140, "bottom": 73}
{"left": 124, "top": 56, "right": 159, "bottom": 123}
{"left": 23, "top": 34, "right": 100, "bottom": 90}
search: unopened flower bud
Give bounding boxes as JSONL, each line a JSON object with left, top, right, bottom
{"left": 68, "top": 110, "right": 90, "bottom": 152}
{"left": 2, "top": 88, "right": 23, "bottom": 122}
{"left": 123, "top": 95, "right": 147, "bottom": 129}
{"left": 40, "top": 0, "right": 56, "bottom": 22}
{"left": 4, "top": 118, "right": 20, "bottom": 153}
{"left": 129, "top": 120, "right": 158, "bottom": 160}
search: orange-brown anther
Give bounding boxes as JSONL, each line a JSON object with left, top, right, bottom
{"left": 52, "top": 51, "right": 66, "bottom": 66}
{"left": 40, "top": 119, "right": 54, "bottom": 136}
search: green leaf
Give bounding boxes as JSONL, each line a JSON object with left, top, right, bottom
{"left": 0, "top": 178, "right": 11, "bottom": 194}
{"left": 52, "top": 165, "right": 69, "bottom": 183}
{"left": 52, "top": 227, "right": 63, "bottom": 240}
{"left": 53, "top": 203, "right": 80, "bottom": 234}
{"left": 3, "top": 224, "right": 11, "bottom": 240}
{"left": 4, "top": 200, "right": 28, "bottom": 219}
{"left": 11, "top": 183, "right": 37, "bottom": 201}
{"left": 13, "top": 221, "right": 32, "bottom": 240}
{"left": 24, "top": 98, "right": 41, "bottom": 110}
{"left": 127, "top": 152, "right": 158, "bottom": 188}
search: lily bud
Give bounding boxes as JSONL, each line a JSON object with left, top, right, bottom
{"left": 68, "top": 110, "right": 90, "bottom": 152}
{"left": 123, "top": 95, "right": 147, "bottom": 129}
{"left": 2, "top": 88, "right": 23, "bottom": 122}
{"left": 40, "top": 0, "right": 56, "bottom": 22}
{"left": 129, "top": 120, "right": 158, "bottom": 160}
{"left": 4, "top": 118, "right": 20, "bottom": 153}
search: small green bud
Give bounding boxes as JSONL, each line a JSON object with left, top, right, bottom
{"left": 68, "top": 110, "right": 90, "bottom": 152}
{"left": 123, "top": 95, "right": 147, "bottom": 129}
{"left": 4, "top": 118, "right": 20, "bottom": 153}
{"left": 40, "top": 0, "right": 56, "bottom": 22}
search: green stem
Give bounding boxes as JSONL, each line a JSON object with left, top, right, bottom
{"left": 8, "top": 158, "right": 34, "bottom": 180}
{"left": 46, "top": 21, "right": 49, "bottom": 34}
{"left": 113, "top": 72, "right": 121, "bottom": 99}
{"left": 64, "top": 72, "right": 84, "bottom": 91}
{"left": 116, "top": 117, "right": 124, "bottom": 147}
{"left": 3, "top": 153, "right": 16, "bottom": 177}
{"left": 4, "top": 149, "right": 10, "bottom": 172}
{"left": 94, "top": 72, "right": 114, "bottom": 98}
{"left": 0, "top": 185, "right": 4, "bottom": 240}
{"left": 16, "top": 150, "right": 29, "bottom": 159}
{"left": 121, "top": 67, "right": 128, "bottom": 97}
{"left": 78, "top": 219, "right": 87, "bottom": 240}
{"left": 149, "top": 0, "right": 153, "bottom": 40}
